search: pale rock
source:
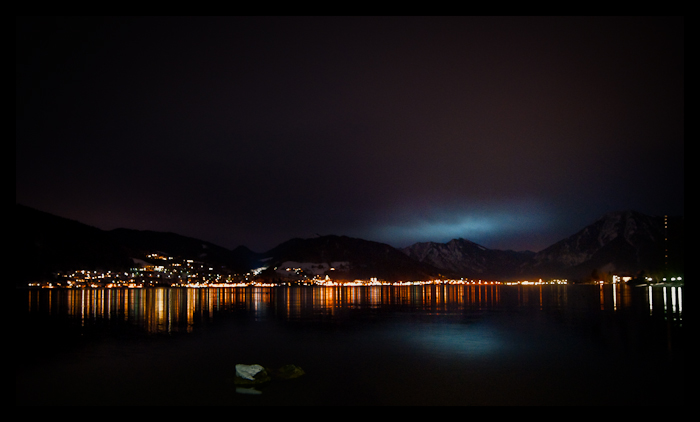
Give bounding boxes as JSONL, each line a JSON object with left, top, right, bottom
{"left": 235, "top": 364, "right": 265, "bottom": 380}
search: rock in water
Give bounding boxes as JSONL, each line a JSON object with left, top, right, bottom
{"left": 276, "top": 364, "right": 305, "bottom": 380}
{"left": 235, "top": 364, "right": 265, "bottom": 381}
{"left": 231, "top": 363, "right": 304, "bottom": 386}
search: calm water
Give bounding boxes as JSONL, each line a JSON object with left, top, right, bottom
{"left": 17, "top": 284, "right": 684, "bottom": 405}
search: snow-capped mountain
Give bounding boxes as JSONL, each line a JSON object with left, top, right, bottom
{"left": 401, "top": 238, "right": 534, "bottom": 280}
{"left": 528, "top": 210, "right": 673, "bottom": 279}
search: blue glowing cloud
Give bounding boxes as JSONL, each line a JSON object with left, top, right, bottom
{"left": 370, "top": 200, "right": 553, "bottom": 250}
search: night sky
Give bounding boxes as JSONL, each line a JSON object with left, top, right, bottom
{"left": 16, "top": 16, "right": 684, "bottom": 253}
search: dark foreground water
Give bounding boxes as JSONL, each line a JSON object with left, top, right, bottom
{"left": 17, "top": 283, "right": 684, "bottom": 405}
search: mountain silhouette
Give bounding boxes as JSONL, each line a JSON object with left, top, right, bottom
{"left": 16, "top": 204, "right": 682, "bottom": 284}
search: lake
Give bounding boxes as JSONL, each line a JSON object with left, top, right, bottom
{"left": 17, "top": 283, "right": 684, "bottom": 405}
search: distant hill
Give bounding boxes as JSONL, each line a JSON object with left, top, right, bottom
{"left": 16, "top": 204, "right": 133, "bottom": 282}
{"left": 16, "top": 204, "right": 440, "bottom": 283}
{"left": 16, "top": 204, "right": 682, "bottom": 284}
{"left": 403, "top": 210, "right": 683, "bottom": 282}
{"left": 527, "top": 211, "right": 683, "bottom": 281}
{"left": 258, "top": 235, "right": 443, "bottom": 281}
{"left": 108, "top": 228, "right": 258, "bottom": 273}
{"left": 16, "top": 204, "right": 256, "bottom": 283}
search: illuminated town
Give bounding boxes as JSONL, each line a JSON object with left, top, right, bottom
{"left": 27, "top": 251, "right": 681, "bottom": 290}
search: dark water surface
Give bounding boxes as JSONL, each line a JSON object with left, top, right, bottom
{"left": 17, "top": 284, "right": 684, "bottom": 405}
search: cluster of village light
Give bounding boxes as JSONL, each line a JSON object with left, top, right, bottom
{"left": 31, "top": 273, "right": 686, "bottom": 289}
{"left": 32, "top": 265, "right": 570, "bottom": 289}
{"left": 28, "top": 251, "right": 681, "bottom": 290}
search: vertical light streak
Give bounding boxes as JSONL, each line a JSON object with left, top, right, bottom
{"left": 106, "top": 289, "right": 111, "bottom": 321}
{"left": 81, "top": 289, "right": 86, "bottom": 327}
{"left": 671, "top": 287, "right": 677, "bottom": 314}
{"left": 663, "top": 287, "right": 667, "bottom": 313}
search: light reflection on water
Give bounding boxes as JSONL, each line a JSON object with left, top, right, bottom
{"left": 19, "top": 284, "right": 684, "bottom": 405}
{"left": 23, "top": 284, "right": 509, "bottom": 333}
{"left": 24, "top": 284, "right": 683, "bottom": 334}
